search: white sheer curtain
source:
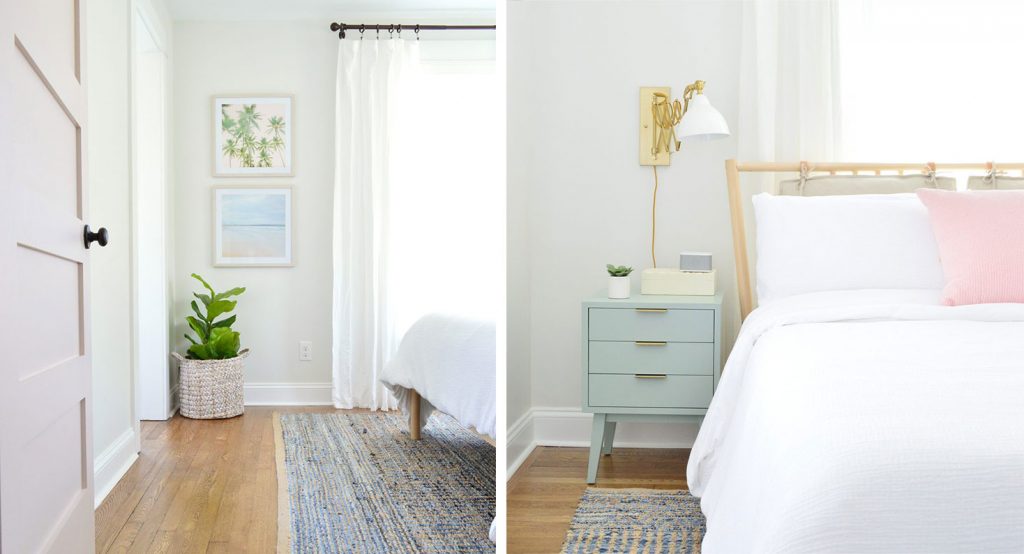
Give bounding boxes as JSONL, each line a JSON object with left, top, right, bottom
{"left": 332, "top": 39, "right": 499, "bottom": 410}
{"left": 739, "top": 0, "right": 842, "bottom": 162}
{"left": 331, "top": 39, "right": 415, "bottom": 410}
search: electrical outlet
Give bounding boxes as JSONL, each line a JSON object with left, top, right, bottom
{"left": 299, "top": 341, "right": 312, "bottom": 361}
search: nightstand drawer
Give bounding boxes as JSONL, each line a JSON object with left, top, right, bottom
{"left": 588, "top": 374, "right": 713, "bottom": 409}
{"left": 588, "top": 341, "right": 713, "bottom": 375}
{"left": 588, "top": 308, "right": 714, "bottom": 342}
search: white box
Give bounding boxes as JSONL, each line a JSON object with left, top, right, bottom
{"left": 641, "top": 268, "right": 716, "bottom": 296}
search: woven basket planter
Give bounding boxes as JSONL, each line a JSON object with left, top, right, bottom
{"left": 171, "top": 348, "right": 249, "bottom": 419}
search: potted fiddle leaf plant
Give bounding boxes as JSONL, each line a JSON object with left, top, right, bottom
{"left": 172, "top": 274, "right": 248, "bottom": 419}
{"left": 606, "top": 264, "right": 633, "bottom": 299}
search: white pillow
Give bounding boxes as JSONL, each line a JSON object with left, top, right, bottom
{"left": 753, "top": 193, "right": 945, "bottom": 303}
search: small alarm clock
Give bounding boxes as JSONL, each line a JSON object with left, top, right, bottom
{"left": 679, "top": 251, "right": 712, "bottom": 273}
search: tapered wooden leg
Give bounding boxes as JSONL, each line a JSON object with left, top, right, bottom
{"left": 601, "top": 421, "right": 617, "bottom": 455}
{"left": 586, "top": 413, "right": 607, "bottom": 484}
{"left": 409, "top": 389, "right": 421, "bottom": 440}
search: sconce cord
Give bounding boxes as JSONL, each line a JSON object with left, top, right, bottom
{"left": 651, "top": 165, "right": 659, "bottom": 268}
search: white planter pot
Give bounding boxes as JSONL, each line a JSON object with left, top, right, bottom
{"left": 608, "top": 276, "right": 631, "bottom": 299}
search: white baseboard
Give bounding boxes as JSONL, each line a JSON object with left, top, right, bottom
{"left": 94, "top": 427, "right": 140, "bottom": 508}
{"left": 167, "top": 383, "right": 180, "bottom": 418}
{"left": 244, "top": 382, "right": 333, "bottom": 406}
{"left": 506, "top": 410, "right": 535, "bottom": 479}
{"left": 506, "top": 407, "right": 700, "bottom": 477}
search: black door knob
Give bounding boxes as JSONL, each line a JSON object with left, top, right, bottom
{"left": 84, "top": 225, "right": 109, "bottom": 249}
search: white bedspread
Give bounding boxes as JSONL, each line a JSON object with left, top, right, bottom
{"left": 380, "top": 314, "right": 496, "bottom": 542}
{"left": 380, "top": 313, "right": 496, "bottom": 438}
{"left": 688, "top": 290, "right": 1024, "bottom": 553}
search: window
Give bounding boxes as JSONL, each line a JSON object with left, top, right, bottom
{"left": 388, "top": 41, "right": 500, "bottom": 334}
{"left": 839, "top": 0, "right": 1024, "bottom": 162}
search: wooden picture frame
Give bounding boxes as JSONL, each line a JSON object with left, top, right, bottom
{"left": 212, "top": 185, "right": 294, "bottom": 267}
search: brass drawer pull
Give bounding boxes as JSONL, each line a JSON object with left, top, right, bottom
{"left": 635, "top": 308, "right": 668, "bottom": 313}
{"left": 634, "top": 341, "right": 667, "bottom": 346}
{"left": 634, "top": 373, "right": 667, "bottom": 379}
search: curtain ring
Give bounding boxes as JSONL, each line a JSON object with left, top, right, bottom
{"left": 984, "top": 161, "right": 997, "bottom": 185}
{"left": 359, "top": 25, "right": 365, "bottom": 39}
{"left": 415, "top": 24, "right": 420, "bottom": 40}
{"left": 397, "top": 24, "right": 402, "bottom": 38}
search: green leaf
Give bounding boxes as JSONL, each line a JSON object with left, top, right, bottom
{"left": 181, "top": 273, "right": 245, "bottom": 359}
{"left": 206, "top": 299, "right": 236, "bottom": 322}
{"left": 605, "top": 264, "right": 634, "bottom": 277}
{"left": 214, "top": 287, "right": 246, "bottom": 301}
{"left": 186, "top": 316, "right": 208, "bottom": 342}
{"left": 187, "top": 343, "right": 216, "bottom": 360}
{"left": 209, "top": 327, "right": 240, "bottom": 359}
{"left": 191, "top": 273, "right": 216, "bottom": 296}
{"left": 210, "top": 314, "right": 236, "bottom": 329}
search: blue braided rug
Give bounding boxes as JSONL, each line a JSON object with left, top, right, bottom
{"left": 276, "top": 412, "right": 495, "bottom": 553}
{"left": 561, "top": 488, "right": 705, "bottom": 553}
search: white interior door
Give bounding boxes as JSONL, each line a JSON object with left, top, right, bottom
{"left": 0, "top": 0, "right": 97, "bottom": 551}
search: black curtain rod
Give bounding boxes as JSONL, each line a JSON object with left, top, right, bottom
{"left": 329, "top": 22, "right": 496, "bottom": 39}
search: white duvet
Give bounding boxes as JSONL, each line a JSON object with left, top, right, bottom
{"left": 379, "top": 314, "right": 497, "bottom": 541}
{"left": 688, "top": 290, "right": 1024, "bottom": 553}
{"left": 380, "top": 313, "right": 496, "bottom": 438}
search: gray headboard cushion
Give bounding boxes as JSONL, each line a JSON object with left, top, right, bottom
{"left": 966, "top": 175, "right": 1024, "bottom": 190}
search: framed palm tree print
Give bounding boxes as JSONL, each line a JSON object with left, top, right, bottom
{"left": 214, "top": 95, "right": 293, "bottom": 176}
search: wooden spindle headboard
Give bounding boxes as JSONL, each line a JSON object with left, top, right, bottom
{"left": 725, "top": 160, "right": 1024, "bottom": 321}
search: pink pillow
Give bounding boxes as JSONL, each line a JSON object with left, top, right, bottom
{"left": 916, "top": 188, "right": 1024, "bottom": 305}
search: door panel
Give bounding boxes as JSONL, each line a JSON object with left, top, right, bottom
{"left": 14, "top": 246, "right": 84, "bottom": 378}
{"left": 18, "top": 0, "right": 82, "bottom": 83}
{"left": 19, "top": 401, "right": 89, "bottom": 553}
{"left": 0, "top": 0, "right": 95, "bottom": 551}
{"left": 10, "top": 45, "right": 82, "bottom": 218}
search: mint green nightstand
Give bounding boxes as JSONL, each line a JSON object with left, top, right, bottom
{"left": 582, "top": 292, "right": 723, "bottom": 483}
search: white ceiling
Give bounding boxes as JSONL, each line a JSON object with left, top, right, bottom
{"left": 166, "top": 0, "right": 496, "bottom": 22}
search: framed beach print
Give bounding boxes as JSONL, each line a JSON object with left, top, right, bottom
{"left": 214, "top": 95, "right": 293, "bottom": 176}
{"left": 213, "top": 186, "right": 293, "bottom": 267}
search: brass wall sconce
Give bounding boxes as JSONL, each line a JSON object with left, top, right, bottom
{"left": 639, "top": 80, "right": 730, "bottom": 166}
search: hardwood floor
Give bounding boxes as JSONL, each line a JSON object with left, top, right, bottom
{"left": 95, "top": 406, "right": 340, "bottom": 553}
{"left": 506, "top": 445, "right": 691, "bottom": 554}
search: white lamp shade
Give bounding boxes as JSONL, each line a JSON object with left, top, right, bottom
{"left": 678, "top": 94, "right": 730, "bottom": 141}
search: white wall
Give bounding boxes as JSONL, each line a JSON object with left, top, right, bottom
{"left": 88, "top": 0, "right": 174, "bottom": 506}
{"left": 88, "top": 0, "right": 137, "bottom": 504}
{"left": 133, "top": 0, "right": 177, "bottom": 421}
{"left": 506, "top": 2, "right": 534, "bottom": 464}
{"left": 173, "top": 21, "right": 337, "bottom": 404}
{"left": 89, "top": 0, "right": 177, "bottom": 506}
{"left": 507, "top": 0, "right": 742, "bottom": 471}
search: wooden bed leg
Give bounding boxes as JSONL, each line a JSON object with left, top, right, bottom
{"left": 409, "top": 390, "right": 421, "bottom": 440}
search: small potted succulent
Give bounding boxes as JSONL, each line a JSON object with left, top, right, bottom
{"left": 606, "top": 264, "right": 633, "bottom": 299}
{"left": 171, "top": 274, "right": 247, "bottom": 419}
